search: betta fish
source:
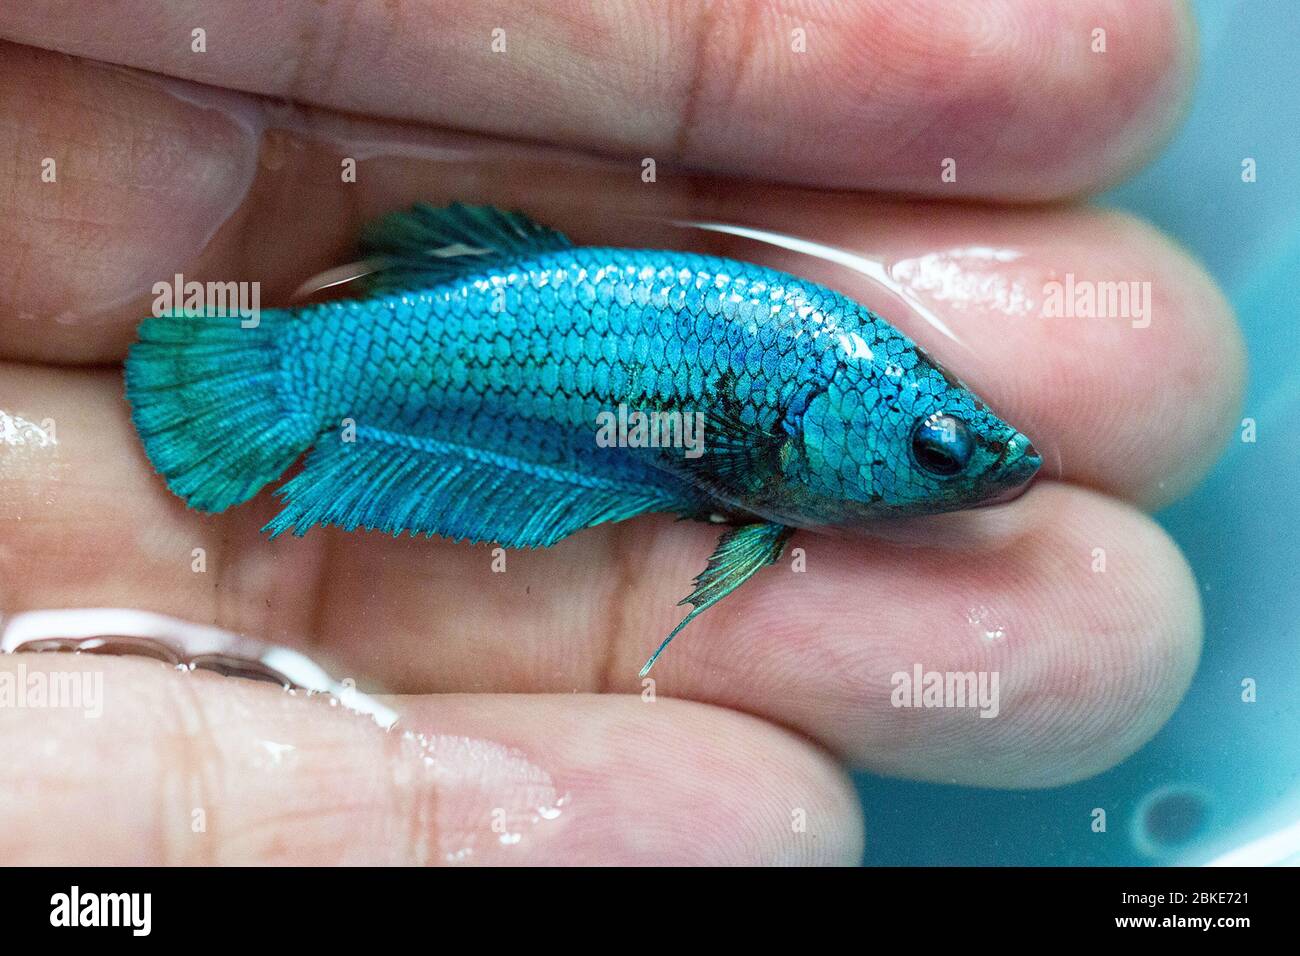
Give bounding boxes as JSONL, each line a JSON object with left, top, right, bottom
{"left": 125, "top": 203, "right": 1040, "bottom": 675}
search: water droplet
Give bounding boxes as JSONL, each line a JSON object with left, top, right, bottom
{"left": 966, "top": 605, "right": 1007, "bottom": 643}
{"left": 0, "top": 411, "right": 57, "bottom": 448}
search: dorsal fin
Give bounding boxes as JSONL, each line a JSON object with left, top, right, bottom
{"left": 358, "top": 202, "right": 573, "bottom": 292}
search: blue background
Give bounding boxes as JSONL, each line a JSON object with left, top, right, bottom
{"left": 856, "top": 0, "right": 1300, "bottom": 865}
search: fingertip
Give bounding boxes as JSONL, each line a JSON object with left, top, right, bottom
{"left": 859, "top": 484, "right": 1204, "bottom": 789}
{"left": 0, "top": 654, "right": 865, "bottom": 865}
{"left": 1110, "top": 214, "right": 1246, "bottom": 509}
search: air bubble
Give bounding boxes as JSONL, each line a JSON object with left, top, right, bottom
{"left": 1131, "top": 784, "right": 1212, "bottom": 857}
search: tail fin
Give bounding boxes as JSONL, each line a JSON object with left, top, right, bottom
{"left": 124, "top": 310, "right": 319, "bottom": 513}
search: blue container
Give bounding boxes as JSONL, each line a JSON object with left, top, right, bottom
{"left": 857, "top": 0, "right": 1300, "bottom": 866}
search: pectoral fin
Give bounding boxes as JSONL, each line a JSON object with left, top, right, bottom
{"left": 673, "top": 404, "right": 790, "bottom": 499}
{"left": 639, "top": 521, "right": 794, "bottom": 677}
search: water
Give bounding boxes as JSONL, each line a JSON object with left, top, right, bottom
{"left": 0, "top": 607, "right": 400, "bottom": 729}
{"left": 855, "top": 0, "right": 1300, "bottom": 865}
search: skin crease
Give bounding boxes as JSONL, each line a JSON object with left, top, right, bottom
{"left": 0, "top": 1, "right": 1245, "bottom": 864}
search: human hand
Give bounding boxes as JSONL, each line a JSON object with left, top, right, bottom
{"left": 0, "top": 0, "right": 1240, "bottom": 864}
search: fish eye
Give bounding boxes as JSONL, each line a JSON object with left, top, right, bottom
{"left": 911, "top": 414, "right": 973, "bottom": 477}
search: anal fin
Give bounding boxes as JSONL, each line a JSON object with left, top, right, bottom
{"left": 639, "top": 521, "right": 794, "bottom": 677}
{"left": 263, "top": 426, "right": 674, "bottom": 548}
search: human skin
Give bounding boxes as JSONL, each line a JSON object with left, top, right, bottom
{"left": 0, "top": 0, "right": 1243, "bottom": 864}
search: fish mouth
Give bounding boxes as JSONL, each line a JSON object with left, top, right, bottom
{"left": 979, "top": 431, "right": 1041, "bottom": 506}
{"left": 999, "top": 431, "right": 1041, "bottom": 483}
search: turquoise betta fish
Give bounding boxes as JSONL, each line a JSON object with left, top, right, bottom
{"left": 125, "top": 203, "right": 1040, "bottom": 674}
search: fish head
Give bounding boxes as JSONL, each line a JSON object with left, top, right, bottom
{"left": 787, "top": 345, "right": 1041, "bottom": 524}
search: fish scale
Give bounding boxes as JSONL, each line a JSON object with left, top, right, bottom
{"left": 125, "top": 203, "right": 1040, "bottom": 674}
{"left": 286, "top": 250, "right": 820, "bottom": 468}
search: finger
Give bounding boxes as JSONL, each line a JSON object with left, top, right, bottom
{"left": 0, "top": 654, "right": 861, "bottom": 864}
{"left": 0, "top": 48, "right": 1240, "bottom": 507}
{"left": 1, "top": 367, "right": 1200, "bottom": 787}
{"left": 0, "top": 0, "right": 1195, "bottom": 197}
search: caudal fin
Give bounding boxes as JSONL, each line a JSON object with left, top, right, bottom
{"left": 124, "top": 310, "right": 318, "bottom": 513}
